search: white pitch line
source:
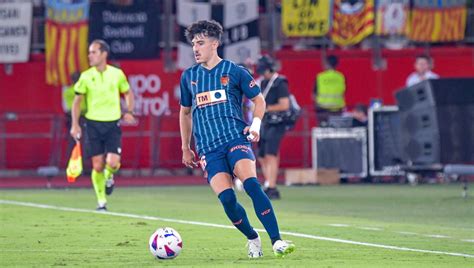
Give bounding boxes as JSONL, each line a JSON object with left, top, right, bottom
{"left": 424, "top": 234, "right": 451, "bottom": 239}
{"left": 357, "top": 227, "right": 382, "bottom": 231}
{"left": 328, "top": 223, "right": 350, "bottom": 227}
{"left": 397, "top": 231, "right": 419, "bottom": 235}
{"left": 1, "top": 199, "right": 473, "bottom": 259}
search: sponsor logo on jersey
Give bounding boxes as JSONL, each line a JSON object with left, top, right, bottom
{"left": 229, "top": 144, "right": 251, "bottom": 153}
{"left": 249, "top": 79, "right": 256, "bottom": 88}
{"left": 196, "top": 89, "right": 227, "bottom": 108}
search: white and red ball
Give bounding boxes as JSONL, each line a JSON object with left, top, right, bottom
{"left": 149, "top": 227, "right": 183, "bottom": 259}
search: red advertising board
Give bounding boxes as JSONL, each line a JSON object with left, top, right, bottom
{"left": 1, "top": 47, "right": 473, "bottom": 169}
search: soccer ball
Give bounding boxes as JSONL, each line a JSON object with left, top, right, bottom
{"left": 149, "top": 227, "right": 183, "bottom": 259}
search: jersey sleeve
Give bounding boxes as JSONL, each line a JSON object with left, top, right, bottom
{"left": 74, "top": 73, "right": 87, "bottom": 95}
{"left": 118, "top": 70, "right": 130, "bottom": 93}
{"left": 238, "top": 66, "right": 260, "bottom": 99}
{"left": 180, "top": 71, "right": 192, "bottom": 107}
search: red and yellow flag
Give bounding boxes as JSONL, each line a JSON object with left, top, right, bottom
{"left": 408, "top": 0, "right": 467, "bottom": 42}
{"left": 66, "top": 141, "right": 82, "bottom": 183}
{"left": 331, "top": 0, "right": 375, "bottom": 46}
{"left": 45, "top": 0, "right": 89, "bottom": 86}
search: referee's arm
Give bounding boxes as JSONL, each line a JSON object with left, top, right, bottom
{"left": 70, "top": 94, "right": 84, "bottom": 140}
{"left": 123, "top": 89, "right": 135, "bottom": 114}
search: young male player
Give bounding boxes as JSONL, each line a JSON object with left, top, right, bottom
{"left": 70, "top": 39, "right": 135, "bottom": 211}
{"left": 179, "top": 20, "right": 295, "bottom": 258}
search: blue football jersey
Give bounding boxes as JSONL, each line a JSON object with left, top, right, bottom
{"left": 180, "top": 59, "right": 260, "bottom": 155}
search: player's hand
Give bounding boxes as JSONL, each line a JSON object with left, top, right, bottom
{"left": 243, "top": 126, "right": 259, "bottom": 142}
{"left": 70, "top": 125, "right": 81, "bottom": 141}
{"left": 182, "top": 148, "right": 198, "bottom": 168}
{"left": 123, "top": 112, "right": 137, "bottom": 125}
{"left": 244, "top": 117, "right": 262, "bottom": 142}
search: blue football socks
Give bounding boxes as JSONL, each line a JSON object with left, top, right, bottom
{"left": 243, "top": 178, "right": 281, "bottom": 244}
{"left": 218, "top": 188, "right": 258, "bottom": 240}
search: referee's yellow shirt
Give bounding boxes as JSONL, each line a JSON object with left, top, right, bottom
{"left": 75, "top": 65, "right": 130, "bottom": 121}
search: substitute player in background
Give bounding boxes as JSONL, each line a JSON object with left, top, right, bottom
{"left": 179, "top": 20, "right": 295, "bottom": 258}
{"left": 70, "top": 39, "right": 135, "bottom": 211}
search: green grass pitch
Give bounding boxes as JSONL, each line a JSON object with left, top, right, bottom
{"left": 1, "top": 184, "right": 473, "bottom": 267}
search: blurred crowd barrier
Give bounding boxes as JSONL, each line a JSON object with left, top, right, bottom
{"left": 0, "top": 108, "right": 315, "bottom": 172}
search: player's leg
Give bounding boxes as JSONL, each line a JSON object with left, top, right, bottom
{"left": 234, "top": 159, "right": 280, "bottom": 242}
{"left": 85, "top": 119, "right": 107, "bottom": 210}
{"left": 205, "top": 151, "right": 261, "bottom": 258}
{"left": 210, "top": 173, "right": 261, "bottom": 258}
{"left": 104, "top": 153, "right": 120, "bottom": 195}
{"left": 230, "top": 138, "right": 295, "bottom": 257}
{"left": 91, "top": 154, "right": 107, "bottom": 210}
{"left": 103, "top": 120, "right": 122, "bottom": 195}
{"left": 207, "top": 158, "right": 258, "bottom": 241}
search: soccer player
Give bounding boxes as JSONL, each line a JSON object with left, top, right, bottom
{"left": 179, "top": 20, "right": 295, "bottom": 258}
{"left": 70, "top": 39, "right": 135, "bottom": 211}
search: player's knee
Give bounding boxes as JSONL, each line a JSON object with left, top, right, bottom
{"left": 107, "top": 161, "right": 120, "bottom": 170}
{"left": 106, "top": 157, "right": 120, "bottom": 168}
{"left": 92, "top": 162, "right": 104, "bottom": 172}
{"left": 218, "top": 189, "right": 237, "bottom": 207}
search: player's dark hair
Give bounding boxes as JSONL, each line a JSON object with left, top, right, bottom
{"left": 185, "top": 20, "right": 223, "bottom": 44}
{"left": 91, "top": 39, "right": 110, "bottom": 56}
{"left": 326, "top": 55, "right": 338, "bottom": 68}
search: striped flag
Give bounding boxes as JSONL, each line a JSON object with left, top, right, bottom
{"left": 408, "top": 0, "right": 467, "bottom": 42}
{"left": 331, "top": 0, "right": 375, "bottom": 46}
{"left": 45, "top": 0, "right": 89, "bottom": 86}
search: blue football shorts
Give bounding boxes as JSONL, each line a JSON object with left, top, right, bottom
{"left": 199, "top": 137, "right": 256, "bottom": 183}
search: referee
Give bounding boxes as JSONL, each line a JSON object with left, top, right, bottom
{"left": 70, "top": 39, "right": 135, "bottom": 211}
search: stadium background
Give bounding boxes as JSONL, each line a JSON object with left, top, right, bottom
{"left": 1, "top": 0, "right": 473, "bottom": 175}
{"left": 1, "top": 1, "right": 474, "bottom": 267}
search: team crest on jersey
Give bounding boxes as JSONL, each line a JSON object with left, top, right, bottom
{"left": 220, "top": 76, "right": 229, "bottom": 86}
{"left": 196, "top": 89, "right": 228, "bottom": 108}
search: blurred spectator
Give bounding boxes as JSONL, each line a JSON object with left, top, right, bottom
{"left": 256, "top": 55, "right": 290, "bottom": 200}
{"left": 314, "top": 55, "right": 346, "bottom": 126}
{"left": 406, "top": 54, "right": 439, "bottom": 87}
{"left": 351, "top": 103, "right": 368, "bottom": 127}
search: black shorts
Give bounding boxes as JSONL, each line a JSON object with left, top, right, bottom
{"left": 85, "top": 119, "right": 122, "bottom": 157}
{"left": 257, "top": 123, "right": 286, "bottom": 157}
